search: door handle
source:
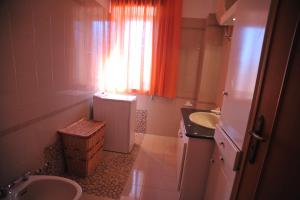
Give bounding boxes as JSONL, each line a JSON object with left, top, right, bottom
{"left": 248, "top": 114, "right": 265, "bottom": 163}
{"left": 249, "top": 114, "right": 265, "bottom": 141}
{"left": 249, "top": 131, "right": 265, "bottom": 142}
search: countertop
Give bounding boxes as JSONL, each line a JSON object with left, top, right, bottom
{"left": 181, "top": 108, "right": 215, "bottom": 140}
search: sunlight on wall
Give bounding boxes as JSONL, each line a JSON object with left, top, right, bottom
{"left": 71, "top": 7, "right": 110, "bottom": 91}
{"left": 235, "top": 27, "right": 264, "bottom": 99}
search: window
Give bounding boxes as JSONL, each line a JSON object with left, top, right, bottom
{"left": 98, "top": 5, "right": 154, "bottom": 94}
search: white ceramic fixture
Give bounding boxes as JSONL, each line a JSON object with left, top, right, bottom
{"left": 93, "top": 92, "right": 136, "bottom": 153}
{"left": 189, "top": 112, "right": 220, "bottom": 129}
{"left": 4, "top": 175, "right": 82, "bottom": 200}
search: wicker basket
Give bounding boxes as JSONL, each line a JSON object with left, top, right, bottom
{"left": 58, "top": 118, "right": 105, "bottom": 176}
{"left": 66, "top": 144, "right": 102, "bottom": 177}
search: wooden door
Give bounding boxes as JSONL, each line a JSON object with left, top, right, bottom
{"left": 234, "top": 0, "right": 300, "bottom": 199}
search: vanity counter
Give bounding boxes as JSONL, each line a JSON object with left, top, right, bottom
{"left": 181, "top": 108, "right": 215, "bottom": 139}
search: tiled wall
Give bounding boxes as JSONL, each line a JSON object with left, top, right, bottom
{"left": 182, "top": 0, "right": 216, "bottom": 18}
{"left": 135, "top": 110, "right": 147, "bottom": 134}
{"left": 177, "top": 18, "right": 206, "bottom": 99}
{"left": 215, "top": 26, "right": 232, "bottom": 108}
{"left": 196, "top": 14, "right": 225, "bottom": 110}
{"left": 136, "top": 95, "right": 188, "bottom": 137}
{"left": 0, "top": 0, "right": 109, "bottom": 185}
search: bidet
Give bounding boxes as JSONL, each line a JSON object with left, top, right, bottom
{"left": 0, "top": 175, "right": 82, "bottom": 200}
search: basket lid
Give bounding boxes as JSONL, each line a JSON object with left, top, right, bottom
{"left": 58, "top": 118, "right": 105, "bottom": 138}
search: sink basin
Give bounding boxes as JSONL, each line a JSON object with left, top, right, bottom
{"left": 189, "top": 112, "right": 220, "bottom": 129}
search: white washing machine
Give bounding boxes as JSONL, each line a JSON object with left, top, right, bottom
{"left": 93, "top": 93, "right": 136, "bottom": 153}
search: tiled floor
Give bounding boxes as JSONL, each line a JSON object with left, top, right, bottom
{"left": 80, "top": 133, "right": 180, "bottom": 200}
{"left": 81, "top": 193, "right": 114, "bottom": 200}
{"left": 120, "top": 134, "right": 180, "bottom": 200}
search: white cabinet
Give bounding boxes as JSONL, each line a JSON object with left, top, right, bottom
{"left": 204, "top": 125, "right": 240, "bottom": 200}
{"left": 177, "top": 120, "right": 214, "bottom": 200}
{"left": 220, "top": 0, "right": 272, "bottom": 150}
{"left": 93, "top": 93, "right": 136, "bottom": 153}
{"left": 204, "top": 0, "right": 272, "bottom": 198}
{"left": 204, "top": 147, "right": 230, "bottom": 200}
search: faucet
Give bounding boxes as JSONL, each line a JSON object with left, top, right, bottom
{"left": 0, "top": 180, "right": 18, "bottom": 198}
{"left": 0, "top": 162, "right": 51, "bottom": 198}
{"left": 0, "top": 171, "right": 31, "bottom": 198}
{"left": 211, "top": 107, "right": 221, "bottom": 115}
{"left": 0, "top": 184, "right": 13, "bottom": 198}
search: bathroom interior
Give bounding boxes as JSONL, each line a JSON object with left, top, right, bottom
{"left": 0, "top": 0, "right": 299, "bottom": 199}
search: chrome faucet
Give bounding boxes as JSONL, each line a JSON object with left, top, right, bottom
{"left": 0, "top": 171, "right": 31, "bottom": 198}
{"left": 0, "top": 180, "right": 17, "bottom": 198}
{"left": 0, "top": 184, "right": 13, "bottom": 198}
{"left": 0, "top": 162, "right": 50, "bottom": 198}
{"left": 211, "top": 107, "right": 221, "bottom": 115}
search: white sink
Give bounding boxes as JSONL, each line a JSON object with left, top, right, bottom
{"left": 189, "top": 112, "right": 220, "bottom": 129}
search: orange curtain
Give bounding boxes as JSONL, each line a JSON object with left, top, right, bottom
{"left": 99, "top": 0, "right": 156, "bottom": 94}
{"left": 103, "top": 0, "right": 182, "bottom": 97}
{"left": 150, "top": 0, "right": 182, "bottom": 98}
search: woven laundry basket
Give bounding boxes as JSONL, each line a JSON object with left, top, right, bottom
{"left": 58, "top": 118, "right": 105, "bottom": 176}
